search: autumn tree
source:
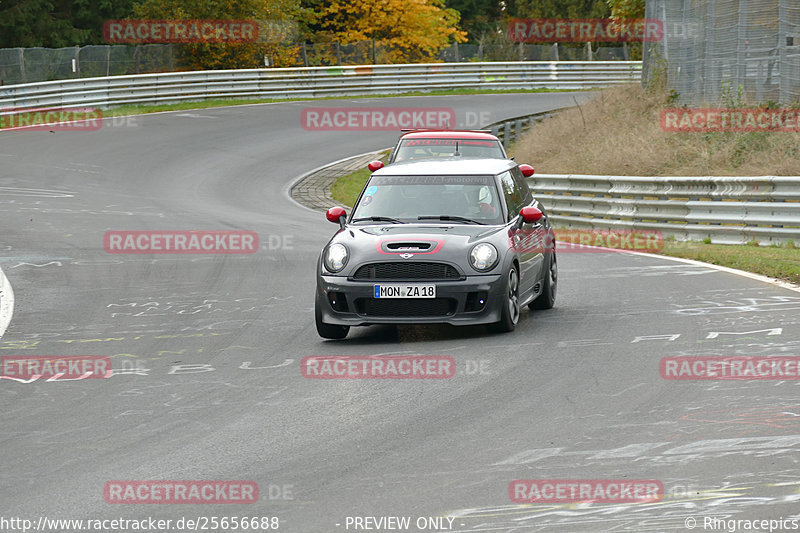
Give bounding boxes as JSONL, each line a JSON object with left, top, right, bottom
{"left": 315, "top": 0, "right": 466, "bottom": 63}
{"left": 133, "top": 0, "right": 307, "bottom": 68}
{"left": 606, "top": 0, "right": 645, "bottom": 59}
{"left": 606, "top": 0, "right": 645, "bottom": 19}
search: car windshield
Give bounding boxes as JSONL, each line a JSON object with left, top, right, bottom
{"left": 393, "top": 138, "right": 504, "bottom": 162}
{"left": 351, "top": 174, "right": 504, "bottom": 225}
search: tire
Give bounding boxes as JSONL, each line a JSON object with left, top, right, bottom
{"left": 529, "top": 252, "right": 557, "bottom": 310}
{"left": 488, "top": 264, "right": 520, "bottom": 333}
{"left": 315, "top": 297, "right": 350, "bottom": 339}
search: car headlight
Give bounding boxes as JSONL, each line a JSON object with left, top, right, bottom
{"left": 324, "top": 243, "right": 349, "bottom": 272}
{"left": 469, "top": 243, "right": 498, "bottom": 272}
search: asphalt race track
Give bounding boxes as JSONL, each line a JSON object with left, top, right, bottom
{"left": 2, "top": 93, "right": 800, "bottom": 532}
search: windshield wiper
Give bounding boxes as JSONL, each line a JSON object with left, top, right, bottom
{"left": 351, "top": 216, "right": 405, "bottom": 224}
{"left": 418, "top": 215, "right": 485, "bottom": 225}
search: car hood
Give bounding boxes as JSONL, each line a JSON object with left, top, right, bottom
{"left": 356, "top": 223, "right": 502, "bottom": 239}
{"left": 327, "top": 223, "right": 508, "bottom": 274}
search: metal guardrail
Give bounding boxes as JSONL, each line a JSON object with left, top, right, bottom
{"left": 488, "top": 109, "right": 565, "bottom": 148}
{"left": 528, "top": 174, "right": 800, "bottom": 245}
{"left": 0, "top": 61, "right": 641, "bottom": 112}
{"left": 486, "top": 112, "right": 800, "bottom": 245}
{"left": 8, "top": 59, "right": 787, "bottom": 246}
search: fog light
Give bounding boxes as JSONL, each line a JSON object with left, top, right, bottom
{"left": 465, "top": 291, "right": 488, "bottom": 312}
{"left": 328, "top": 292, "right": 349, "bottom": 312}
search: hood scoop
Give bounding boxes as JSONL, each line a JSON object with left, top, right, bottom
{"left": 385, "top": 242, "right": 432, "bottom": 251}
{"left": 380, "top": 240, "right": 442, "bottom": 255}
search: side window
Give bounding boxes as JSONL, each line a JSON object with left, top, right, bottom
{"left": 511, "top": 166, "right": 533, "bottom": 206}
{"left": 498, "top": 171, "right": 525, "bottom": 220}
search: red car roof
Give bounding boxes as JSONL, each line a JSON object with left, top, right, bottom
{"left": 400, "top": 131, "right": 500, "bottom": 140}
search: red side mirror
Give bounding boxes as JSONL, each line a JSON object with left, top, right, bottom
{"left": 368, "top": 161, "right": 384, "bottom": 172}
{"left": 519, "top": 164, "right": 534, "bottom": 177}
{"left": 520, "top": 206, "right": 543, "bottom": 223}
{"left": 326, "top": 206, "right": 346, "bottom": 224}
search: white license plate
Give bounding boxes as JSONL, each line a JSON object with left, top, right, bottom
{"left": 373, "top": 284, "right": 436, "bottom": 299}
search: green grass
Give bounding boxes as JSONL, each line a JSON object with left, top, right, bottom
{"left": 658, "top": 240, "right": 800, "bottom": 285}
{"left": 330, "top": 151, "right": 389, "bottom": 206}
{"left": 99, "top": 87, "right": 576, "bottom": 118}
{"left": 102, "top": 99, "right": 283, "bottom": 117}
{"left": 331, "top": 166, "right": 372, "bottom": 207}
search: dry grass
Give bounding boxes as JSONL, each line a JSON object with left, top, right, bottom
{"left": 511, "top": 84, "right": 800, "bottom": 176}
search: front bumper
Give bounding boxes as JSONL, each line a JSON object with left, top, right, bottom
{"left": 316, "top": 273, "right": 505, "bottom": 326}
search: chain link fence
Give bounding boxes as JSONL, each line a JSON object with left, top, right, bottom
{"left": 1, "top": 41, "right": 630, "bottom": 85}
{"left": 286, "top": 41, "right": 628, "bottom": 66}
{"left": 0, "top": 45, "right": 178, "bottom": 85}
{"left": 644, "top": 0, "right": 800, "bottom": 105}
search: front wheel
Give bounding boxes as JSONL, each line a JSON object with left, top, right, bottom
{"left": 488, "top": 265, "right": 520, "bottom": 333}
{"left": 315, "top": 298, "right": 349, "bottom": 339}
{"left": 530, "top": 252, "right": 557, "bottom": 310}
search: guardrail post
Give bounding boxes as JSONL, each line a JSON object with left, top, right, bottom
{"left": 737, "top": 0, "right": 747, "bottom": 84}
{"left": 702, "top": 0, "right": 715, "bottom": 103}
{"left": 18, "top": 48, "right": 25, "bottom": 83}
{"left": 779, "top": 0, "right": 788, "bottom": 103}
{"left": 73, "top": 46, "right": 80, "bottom": 77}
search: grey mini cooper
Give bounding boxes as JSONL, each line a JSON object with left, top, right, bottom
{"left": 314, "top": 158, "right": 557, "bottom": 339}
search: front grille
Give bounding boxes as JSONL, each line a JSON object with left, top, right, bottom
{"left": 355, "top": 298, "right": 457, "bottom": 317}
{"left": 352, "top": 262, "right": 461, "bottom": 281}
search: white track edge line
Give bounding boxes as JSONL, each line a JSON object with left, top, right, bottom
{"left": 0, "top": 265, "right": 14, "bottom": 338}
{"left": 621, "top": 248, "right": 800, "bottom": 294}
